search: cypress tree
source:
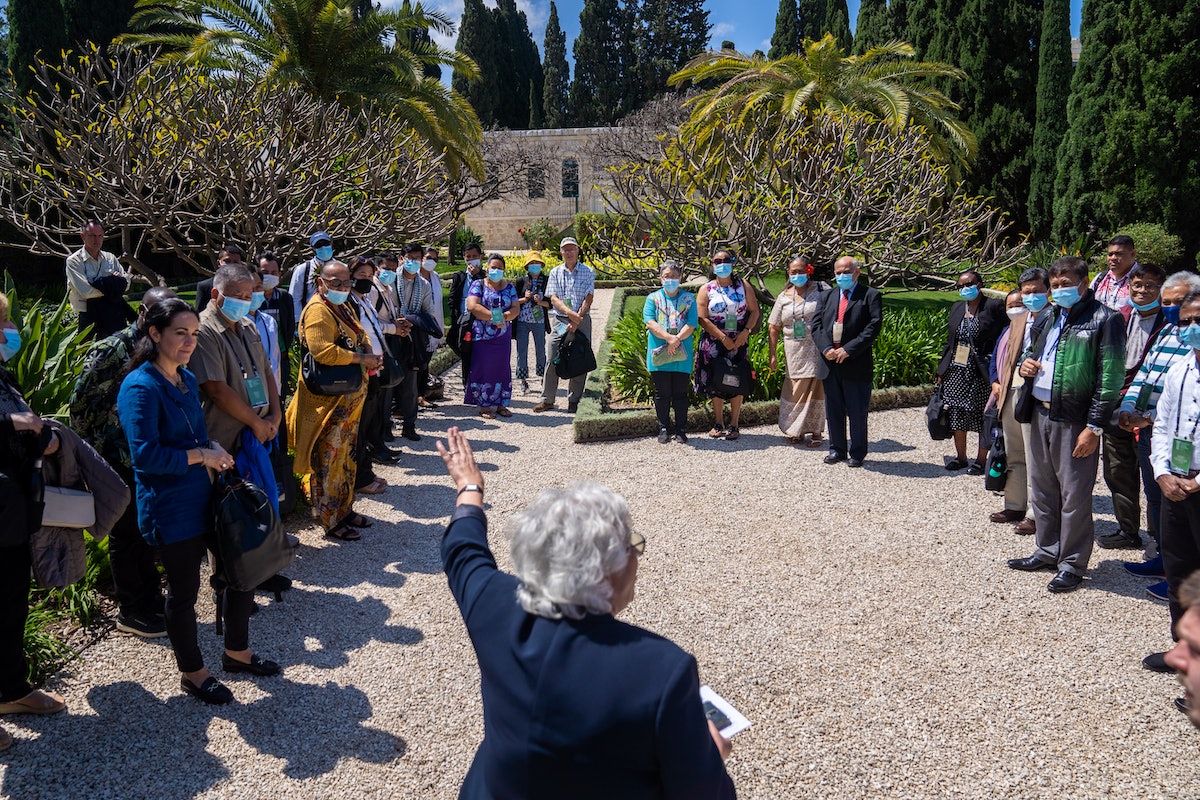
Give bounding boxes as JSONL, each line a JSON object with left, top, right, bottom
{"left": 494, "top": 0, "right": 541, "bottom": 129}
{"left": 853, "top": 0, "right": 891, "bottom": 55}
{"left": 1027, "top": 0, "right": 1071, "bottom": 240}
{"left": 8, "top": 0, "right": 67, "bottom": 100}
{"left": 571, "top": 0, "right": 629, "bottom": 125}
{"left": 823, "top": 0, "right": 853, "bottom": 51}
{"left": 454, "top": 0, "right": 501, "bottom": 127}
{"left": 798, "top": 0, "right": 824, "bottom": 41}
{"left": 542, "top": 1, "right": 570, "bottom": 128}
{"left": 769, "top": 0, "right": 801, "bottom": 59}
{"left": 529, "top": 81, "right": 545, "bottom": 128}
{"left": 637, "top": 0, "right": 711, "bottom": 103}
{"left": 902, "top": 0, "right": 939, "bottom": 56}
{"left": 61, "top": 0, "right": 136, "bottom": 50}
{"left": 889, "top": 0, "right": 909, "bottom": 42}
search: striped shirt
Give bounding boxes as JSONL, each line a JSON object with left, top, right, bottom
{"left": 546, "top": 262, "right": 595, "bottom": 322}
{"left": 1120, "top": 325, "right": 1191, "bottom": 419}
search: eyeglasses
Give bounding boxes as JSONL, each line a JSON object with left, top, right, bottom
{"left": 628, "top": 531, "right": 646, "bottom": 555}
{"left": 1178, "top": 317, "right": 1200, "bottom": 327}
{"left": 712, "top": 258, "right": 735, "bottom": 265}
{"left": 321, "top": 278, "right": 351, "bottom": 289}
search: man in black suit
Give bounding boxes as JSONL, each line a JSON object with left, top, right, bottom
{"left": 195, "top": 244, "right": 246, "bottom": 313}
{"left": 812, "top": 256, "right": 883, "bottom": 467}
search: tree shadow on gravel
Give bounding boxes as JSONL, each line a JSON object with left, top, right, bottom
{"left": 857, "top": 459, "right": 949, "bottom": 479}
{"left": 1, "top": 680, "right": 229, "bottom": 800}
{"left": 384, "top": 483, "right": 459, "bottom": 519}
{"left": 1084, "top": 558, "right": 1166, "bottom": 603}
{"left": 870, "top": 437, "right": 917, "bottom": 454}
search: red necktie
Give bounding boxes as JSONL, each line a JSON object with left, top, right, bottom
{"left": 837, "top": 290, "right": 849, "bottom": 324}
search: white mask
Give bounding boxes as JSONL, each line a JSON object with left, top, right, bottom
{"left": 261, "top": 274, "right": 281, "bottom": 292}
{"left": 422, "top": 258, "right": 437, "bottom": 272}
{"left": 1006, "top": 307, "right": 1026, "bottom": 321}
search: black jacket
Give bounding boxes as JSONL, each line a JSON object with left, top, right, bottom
{"left": 811, "top": 283, "right": 883, "bottom": 381}
{"left": 514, "top": 275, "right": 552, "bottom": 333}
{"left": 448, "top": 268, "right": 482, "bottom": 323}
{"left": 936, "top": 296, "right": 1007, "bottom": 382}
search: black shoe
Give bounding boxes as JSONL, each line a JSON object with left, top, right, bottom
{"left": 1048, "top": 571, "right": 1083, "bottom": 593}
{"left": 966, "top": 460, "right": 984, "bottom": 476}
{"left": 945, "top": 457, "right": 968, "bottom": 470}
{"left": 847, "top": 458, "right": 864, "bottom": 468}
{"left": 1097, "top": 529, "right": 1142, "bottom": 549}
{"left": 823, "top": 452, "right": 847, "bottom": 465}
{"left": 115, "top": 613, "right": 167, "bottom": 639}
{"left": 181, "top": 676, "right": 234, "bottom": 705}
{"left": 674, "top": 432, "right": 688, "bottom": 444}
{"left": 1143, "top": 652, "right": 1173, "bottom": 674}
{"left": 383, "top": 430, "right": 395, "bottom": 442}
{"left": 567, "top": 402, "right": 579, "bottom": 413}
{"left": 401, "top": 428, "right": 421, "bottom": 442}
{"left": 256, "top": 574, "right": 292, "bottom": 602}
{"left": 221, "top": 653, "right": 282, "bottom": 677}
{"left": 1008, "top": 555, "right": 1055, "bottom": 572}
{"left": 657, "top": 428, "right": 670, "bottom": 444}
{"left": 1176, "top": 696, "right": 1189, "bottom": 714}
{"left": 372, "top": 449, "right": 402, "bottom": 464}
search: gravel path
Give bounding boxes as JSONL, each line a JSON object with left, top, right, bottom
{"left": 3, "top": 288, "right": 1199, "bottom": 799}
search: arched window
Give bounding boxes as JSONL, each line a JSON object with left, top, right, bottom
{"left": 561, "top": 158, "right": 580, "bottom": 198}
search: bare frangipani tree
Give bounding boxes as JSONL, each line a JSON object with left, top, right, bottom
{"left": 591, "top": 110, "right": 1025, "bottom": 291}
{"left": 0, "top": 49, "right": 454, "bottom": 283}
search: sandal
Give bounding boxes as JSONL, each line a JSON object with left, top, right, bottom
{"left": 945, "top": 458, "right": 968, "bottom": 471}
{"left": 480, "top": 408, "right": 496, "bottom": 419}
{"left": 325, "top": 521, "right": 362, "bottom": 541}
{"left": 708, "top": 426, "right": 726, "bottom": 438}
{"left": 803, "top": 434, "right": 824, "bottom": 449}
{"left": 347, "top": 513, "right": 374, "bottom": 528}
{"left": 356, "top": 477, "right": 387, "bottom": 495}
{"left": 725, "top": 427, "right": 740, "bottom": 441}
{"left": 496, "top": 406, "right": 513, "bottom": 418}
{"left": 0, "top": 689, "right": 66, "bottom": 715}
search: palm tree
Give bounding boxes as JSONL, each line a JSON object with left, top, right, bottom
{"left": 668, "top": 34, "right": 976, "bottom": 170}
{"left": 119, "top": 0, "right": 483, "bottom": 176}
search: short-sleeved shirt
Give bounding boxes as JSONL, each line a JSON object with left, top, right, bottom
{"left": 191, "top": 304, "right": 272, "bottom": 453}
{"left": 65, "top": 247, "right": 127, "bottom": 311}
{"left": 546, "top": 262, "right": 596, "bottom": 323}
{"left": 469, "top": 280, "right": 519, "bottom": 341}
{"left": 643, "top": 290, "right": 698, "bottom": 374}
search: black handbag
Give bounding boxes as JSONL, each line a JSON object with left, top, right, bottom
{"left": 210, "top": 469, "right": 296, "bottom": 593}
{"left": 300, "top": 336, "right": 363, "bottom": 396}
{"left": 706, "top": 354, "right": 753, "bottom": 398}
{"left": 449, "top": 309, "right": 475, "bottom": 359}
{"left": 926, "top": 385, "right": 952, "bottom": 440}
{"left": 376, "top": 337, "right": 404, "bottom": 390}
{"left": 985, "top": 430, "right": 1008, "bottom": 491}
{"left": 554, "top": 330, "right": 597, "bottom": 380}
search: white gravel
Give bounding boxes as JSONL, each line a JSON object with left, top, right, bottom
{"left": 2, "top": 288, "right": 1199, "bottom": 799}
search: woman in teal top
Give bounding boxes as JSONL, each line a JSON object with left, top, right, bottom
{"left": 643, "top": 260, "right": 698, "bottom": 443}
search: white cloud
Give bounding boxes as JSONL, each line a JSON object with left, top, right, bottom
{"left": 710, "top": 21, "right": 736, "bottom": 40}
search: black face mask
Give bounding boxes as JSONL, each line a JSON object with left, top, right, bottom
{"left": 353, "top": 278, "right": 374, "bottom": 294}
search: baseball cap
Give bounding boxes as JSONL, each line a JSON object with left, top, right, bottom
{"left": 309, "top": 231, "right": 332, "bottom": 247}
{"left": 559, "top": 237, "right": 579, "bottom": 249}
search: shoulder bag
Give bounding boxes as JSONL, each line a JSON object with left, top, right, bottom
{"left": 926, "top": 385, "right": 952, "bottom": 441}
{"left": 706, "top": 354, "right": 753, "bottom": 398}
{"left": 210, "top": 469, "right": 296, "bottom": 593}
{"left": 554, "top": 330, "right": 597, "bottom": 380}
{"left": 299, "top": 302, "right": 362, "bottom": 396}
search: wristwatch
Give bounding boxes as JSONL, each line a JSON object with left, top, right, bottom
{"left": 1086, "top": 424, "right": 1103, "bottom": 435}
{"left": 458, "top": 484, "right": 484, "bottom": 497}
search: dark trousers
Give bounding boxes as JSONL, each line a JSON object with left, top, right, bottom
{"left": 1136, "top": 427, "right": 1163, "bottom": 545}
{"left": 0, "top": 541, "right": 32, "bottom": 701}
{"left": 109, "top": 463, "right": 163, "bottom": 619}
{"left": 1162, "top": 491, "right": 1200, "bottom": 634}
{"left": 356, "top": 375, "right": 384, "bottom": 488}
{"left": 157, "top": 535, "right": 253, "bottom": 673}
{"left": 1102, "top": 426, "right": 1141, "bottom": 535}
{"left": 822, "top": 366, "right": 871, "bottom": 461}
{"left": 651, "top": 371, "right": 690, "bottom": 434}
{"left": 417, "top": 364, "right": 431, "bottom": 398}
{"left": 396, "top": 368, "right": 420, "bottom": 429}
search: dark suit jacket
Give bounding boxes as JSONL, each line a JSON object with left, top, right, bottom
{"left": 936, "top": 296, "right": 1006, "bottom": 382}
{"left": 442, "top": 505, "right": 736, "bottom": 800}
{"left": 811, "top": 283, "right": 883, "bottom": 381}
{"left": 195, "top": 277, "right": 214, "bottom": 313}
{"left": 448, "top": 269, "right": 480, "bottom": 322}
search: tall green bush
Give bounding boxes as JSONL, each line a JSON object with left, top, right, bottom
{"left": 871, "top": 307, "right": 944, "bottom": 388}
{"left": 1113, "top": 222, "right": 1184, "bottom": 268}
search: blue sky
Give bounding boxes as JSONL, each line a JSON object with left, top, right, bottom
{"left": 403, "top": 0, "right": 1084, "bottom": 68}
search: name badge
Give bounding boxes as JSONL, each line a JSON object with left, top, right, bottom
{"left": 565, "top": 297, "right": 574, "bottom": 310}
{"left": 832, "top": 322, "right": 844, "bottom": 343}
{"left": 244, "top": 375, "right": 269, "bottom": 408}
{"left": 668, "top": 312, "right": 679, "bottom": 330}
{"left": 723, "top": 314, "right": 738, "bottom": 332}
{"left": 792, "top": 321, "right": 806, "bottom": 339}
{"left": 490, "top": 308, "right": 504, "bottom": 325}
{"left": 1135, "top": 382, "right": 1153, "bottom": 412}
{"left": 556, "top": 322, "right": 569, "bottom": 336}
{"left": 954, "top": 343, "right": 971, "bottom": 366}
{"left": 1171, "top": 437, "right": 1194, "bottom": 475}
{"left": 532, "top": 306, "right": 543, "bottom": 322}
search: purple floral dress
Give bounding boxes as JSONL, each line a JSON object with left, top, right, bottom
{"left": 695, "top": 278, "right": 750, "bottom": 399}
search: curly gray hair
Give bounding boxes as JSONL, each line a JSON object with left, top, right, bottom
{"left": 508, "top": 483, "right": 634, "bottom": 620}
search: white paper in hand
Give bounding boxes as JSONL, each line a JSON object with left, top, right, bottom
{"left": 700, "top": 685, "right": 750, "bottom": 737}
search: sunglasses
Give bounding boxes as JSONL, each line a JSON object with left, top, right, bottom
{"left": 1179, "top": 317, "right": 1200, "bottom": 327}
{"left": 321, "top": 278, "right": 352, "bottom": 289}
{"left": 712, "top": 258, "right": 735, "bottom": 265}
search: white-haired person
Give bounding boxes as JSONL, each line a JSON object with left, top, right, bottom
{"left": 437, "top": 427, "right": 735, "bottom": 799}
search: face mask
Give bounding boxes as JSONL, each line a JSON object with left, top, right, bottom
{"left": 261, "top": 274, "right": 280, "bottom": 292}
{"left": 1178, "top": 323, "right": 1200, "bottom": 351}
{"left": 662, "top": 278, "right": 681, "bottom": 294}
{"left": 713, "top": 264, "right": 733, "bottom": 279}
{"left": 466, "top": 258, "right": 482, "bottom": 271}
{"left": 789, "top": 274, "right": 808, "bottom": 287}
{"left": 422, "top": 258, "right": 437, "bottom": 272}
{"left": 1022, "top": 292, "right": 1048, "bottom": 312}
{"left": 315, "top": 245, "right": 334, "bottom": 262}
{"left": 0, "top": 330, "right": 20, "bottom": 362}
{"left": 528, "top": 264, "right": 543, "bottom": 276}
{"left": 219, "top": 295, "right": 252, "bottom": 323}
{"left": 959, "top": 285, "right": 980, "bottom": 301}
{"left": 378, "top": 269, "right": 397, "bottom": 286}
{"left": 249, "top": 291, "right": 266, "bottom": 312}
{"left": 1051, "top": 285, "right": 1081, "bottom": 308}
{"left": 325, "top": 289, "right": 350, "bottom": 305}
{"left": 1129, "top": 297, "right": 1161, "bottom": 312}
{"left": 353, "top": 278, "right": 374, "bottom": 295}
{"left": 834, "top": 274, "right": 855, "bottom": 291}
{"left": 1163, "top": 304, "right": 1181, "bottom": 325}
{"left": 487, "top": 268, "right": 506, "bottom": 282}
{"left": 403, "top": 259, "right": 421, "bottom": 275}
{"left": 1006, "top": 307, "right": 1026, "bottom": 321}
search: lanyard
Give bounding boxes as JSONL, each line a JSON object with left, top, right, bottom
{"left": 227, "top": 327, "right": 260, "bottom": 379}
{"left": 1173, "top": 359, "right": 1200, "bottom": 441}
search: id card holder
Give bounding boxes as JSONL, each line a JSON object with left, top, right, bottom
{"left": 723, "top": 314, "right": 738, "bottom": 332}
{"left": 954, "top": 343, "right": 970, "bottom": 366}
{"left": 556, "top": 322, "right": 569, "bottom": 336}
{"left": 532, "top": 306, "right": 543, "bottom": 322}
{"left": 490, "top": 308, "right": 504, "bottom": 325}
{"left": 565, "top": 297, "right": 574, "bottom": 310}
{"left": 668, "top": 312, "right": 679, "bottom": 331}
{"left": 832, "top": 322, "right": 844, "bottom": 343}
{"left": 244, "top": 375, "right": 269, "bottom": 408}
{"left": 1135, "top": 383, "right": 1154, "bottom": 412}
{"left": 793, "top": 321, "right": 806, "bottom": 339}
{"left": 1171, "top": 437, "right": 1194, "bottom": 475}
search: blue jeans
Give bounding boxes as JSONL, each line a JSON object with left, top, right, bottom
{"left": 1138, "top": 426, "right": 1163, "bottom": 546}
{"left": 514, "top": 319, "right": 546, "bottom": 380}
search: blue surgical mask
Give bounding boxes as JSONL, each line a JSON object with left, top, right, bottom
{"left": 487, "top": 268, "right": 506, "bottom": 282}
{"left": 315, "top": 245, "right": 334, "bottom": 262}
{"left": 1163, "top": 304, "right": 1181, "bottom": 325}
{"left": 0, "top": 329, "right": 20, "bottom": 362}
{"left": 378, "top": 269, "right": 397, "bottom": 286}
{"left": 1051, "top": 285, "right": 1081, "bottom": 309}
{"left": 789, "top": 274, "right": 808, "bottom": 287}
{"left": 835, "top": 274, "right": 855, "bottom": 291}
{"left": 1129, "top": 297, "right": 1161, "bottom": 312}
{"left": 662, "top": 279, "right": 681, "bottom": 294}
{"left": 713, "top": 264, "right": 733, "bottom": 279}
{"left": 1022, "top": 292, "right": 1048, "bottom": 312}
{"left": 249, "top": 291, "right": 265, "bottom": 311}
{"left": 959, "top": 285, "right": 980, "bottom": 301}
{"left": 403, "top": 259, "right": 421, "bottom": 275}
{"left": 325, "top": 289, "right": 350, "bottom": 305}
{"left": 1178, "top": 323, "right": 1200, "bottom": 351}
{"left": 219, "top": 295, "right": 252, "bottom": 323}
{"left": 528, "top": 264, "right": 543, "bottom": 275}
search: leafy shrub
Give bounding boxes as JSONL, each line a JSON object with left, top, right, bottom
{"left": 518, "top": 218, "right": 562, "bottom": 250}
{"left": 606, "top": 314, "right": 656, "bottom": 405}
{"left": 573, "top": 212, "right": 616, "bottom": 255}
{"left": 455, "top": 223, "right": 484, "bottom": 255}
{"left": 1112, "top": 222, "right": 1184, "bottom": 268}
{"left": 872, "top": 307, "right": 945, "bottom": 389}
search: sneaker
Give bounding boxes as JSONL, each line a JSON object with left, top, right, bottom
{"left": 657, "top": 428, "right": 670, "bottom": 444}
{"left": 1147, "top": 581, "right": 1170, "bottom": 601}
{"left": 116, "top": 613, "right": 168, "bottom": 639}
{"left": 1097, "top": 529, "right": 1142, "bottom": 549}
{"left": 1124, "top": 556, "right": 1166, "bottom": 578}
{"left": 674, "top": 431, "right": 688, "bottom": 444}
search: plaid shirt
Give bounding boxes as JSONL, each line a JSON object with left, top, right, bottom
{"left": 545, "top": 262, "right": 595, "bottom": 322}
{"left": 70, "top": 322, "right": 140, "bottom": 470}
{"left": 1091, "top": 268, "right": 1133, "bottom": 313}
